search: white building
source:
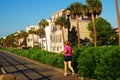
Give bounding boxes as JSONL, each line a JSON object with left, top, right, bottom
{"left": 48, "top": 8, "right": 91, "bottom": 53}
{"left": 26, "top": 25, "right": 40, "bottom": 47}
{"left": 45, "top": 19, "right": 52, "bottom": 51}
{"left": 27, "top": 34, "right": 39, "bottom": 47}
{"left": 25, "top": 8, "right": 92, "bottom": 53}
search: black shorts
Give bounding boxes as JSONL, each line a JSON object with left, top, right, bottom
{"left": 64, "top": 56, "right": 72, "bottom": 62}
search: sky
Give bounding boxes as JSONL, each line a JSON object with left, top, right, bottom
{"left": 0, "top": 0, "right": 120, "bottom": 38}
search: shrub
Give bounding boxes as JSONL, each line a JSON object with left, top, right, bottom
{"left": 56, "top": 54, "right": 64, "bottom": 68}
{"left": 77, "top": 46, "right": 120, "bottom": 79}
{"left": 95, "top": 46, "right": 120, "bottom": 80}
{"left": 77, "top": 47, "right": 98, "bottom": 78}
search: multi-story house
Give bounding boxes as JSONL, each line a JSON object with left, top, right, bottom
{"left": 26, "top": 25, "right": 40, "bottom": 47}
{"left": 25, "top": 8, "right": 92, "bottom": 53}
{"left": 49, "top": 8, "right": 91, "bottom": 53}
{"left": 50, "top": 9, "right": 66, "bottom": 53}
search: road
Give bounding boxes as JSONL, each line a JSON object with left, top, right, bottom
{"left": 0, "top": 49, "right": 80, "bottom": 80}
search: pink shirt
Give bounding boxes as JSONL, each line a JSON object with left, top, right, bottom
{"left": 64, "top": 45, "right": 72, "bottom": 56}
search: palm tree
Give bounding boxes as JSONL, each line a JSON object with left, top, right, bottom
{"left": 86, "top": 0, "right": 102, "bottom": 47}
{"left": 28, "top": 27, "right": 37, "bottom": 47}
{"left": 36, "top": 28, "right": 45, "bottom": 48}
{"left": 39, "top": 19, "right": 49, "bottom": 50}
{"left": 70, "top": 2, "right": 83, "bottom": 47}
{"left": 81, "top": 4, "right": 89, "bottom": 19}
{"left": 28, "top": 27, "right": 36, "bottom": 34}
{"left": 54, "top": 16, "right": 67, "bottom": 43}
{"left": 21, "top": 31, "right": 28, "bottom": 46}
{"left": 115, "top": 0, "right": 120, "bottom": 45}
{"left": 39, "top": 19, "right": 49, "bottom": 29}
{"left": 15, "top": 31, "right": 28, "bottom": 46}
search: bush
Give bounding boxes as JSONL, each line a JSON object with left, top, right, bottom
{"left": 56, "top": 54, "right": 64, "bottom": 68}
{"left": 77, "top": 46, "right": 120, "bottom": 79}
{"left": 77, "top": 47, "right": 98, "bottom": 78}
{"left": 95, "top": 46, "right": 120, "bottom": 80}
{"left": 72, "top": 46, "right": 86, "bottom": 72}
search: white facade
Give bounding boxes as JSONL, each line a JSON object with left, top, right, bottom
{"left": 45, "top": 19, "right": 52, "bottom": 51}
{"left": 51, "top": 9, "right": 66, "bottom": 22}
{"left": 50, "top": 30, "right": 64, "bottom": 53}
{"left": 39, "top": 37, "right": 46, "bottom": 50}
{"left": 27, "top": 34, "right": 39, "bottom": 47}
{"left": 26, "top": 25, "right": 40, "bottom": 47}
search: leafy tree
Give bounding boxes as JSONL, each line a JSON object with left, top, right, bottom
{"left": 86, "top": 0, "right": 102, "bottom": 47}
{"left": 69, "top": 26, "right": 78, "bottom": 46}
{"left": 3, "top": 34, "right": 15, "bottom": 47}
{"left": 54, "top": 16, "right": 67, "bottom": 42}
{"left": 88, "top": 17, "right": 118, "bottom": 46}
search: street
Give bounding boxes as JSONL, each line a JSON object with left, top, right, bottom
{"left": 0, "top": 50, "right": 79, "bottom": 80}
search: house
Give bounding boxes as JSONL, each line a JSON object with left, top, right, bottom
{"left": 48, "top": 9, "right": 91, "bottom": 53}
{"left": 25, "top": 8, "right": 92, "bottom": 53}
{"left": 26, "top": 25, "right": 40, "bottom": 47}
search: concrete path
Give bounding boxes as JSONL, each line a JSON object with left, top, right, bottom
{"left": 0, "top": 50, "right": 80, "bottom": 80}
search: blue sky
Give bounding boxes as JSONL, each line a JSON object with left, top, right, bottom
{"left": 0, "top": 0, "right": 120, "bottom": 38}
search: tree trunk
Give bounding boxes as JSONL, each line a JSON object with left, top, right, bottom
{"left": 76, "top": 15, "right": 80, "bottom": 47}
{"left": 115, "top": 0, "right": 120, "bottom": 45}
{"left": 91, "top": 13, "right": 97, "bottom": 47}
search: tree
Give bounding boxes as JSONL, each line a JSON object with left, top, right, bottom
{"left": 70, "top": 2, "right": 83, "bottom": 47}
{"left": 115, "top": 0, "right": 120, "bottom": 45}
{"left": 21, "top": 31, "right": 28, "bottom": 46}
{"left": 39, "top": 19, "right": 49, "bottom": 50}
{"left": 54, "top": 16, "right": 67, "bottom": 43}
{"left": 86, "top": 0, "right": 102, "bottom": 47}
{"left": 88, "top": 17, "right": 118, "bottom": 46}
{"left": 15, "top": 31, "right": 28, "bottom": 46}
{"left": 28, "top": 27, "right": 36, "bottom": 34}
{"left": 36, "top": 28, "right": 45, "bottom": 37}
{"left": 3, "top": 34, "right": 15, "bottom": 47}
{"left": 39, "top": 19, "right": 49, "bottom": 29}
{"left": 28, "top": 27, "right": 37, "bottom": 47}
{"left": 69, "top": 26, "right": 78, "bottom": 46}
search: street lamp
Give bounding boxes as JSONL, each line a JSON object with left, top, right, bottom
{"left": 66, "top": 7, "right": 70, "bottom": 41}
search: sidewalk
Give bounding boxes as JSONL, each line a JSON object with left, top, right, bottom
{"left": 0, "top": 50, "right": 81, "bottom": 80}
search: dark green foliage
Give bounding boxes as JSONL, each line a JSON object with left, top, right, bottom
{"left": 77, "top": 46, "right": 120, "bottom": 79}
{"left": 72, "top": 46, "right": 86, "bottom": 72}
{"left": 69, "top": 26, "right": 77, "bottom": 45}
{"left": 94, "top": 46, "right": 120, "bottom": 80}
{"left": 77, "top": 47, "right": 98, "bottom": 78}
{"left": 88, "top": 17, "right": 118, "bottom": 46}
{"left": 2, "top": 34, "right": 15, "bottom": 47}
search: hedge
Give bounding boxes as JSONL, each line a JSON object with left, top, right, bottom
{"left": 0, "top": 46, "right": 120, "bottom": 79}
